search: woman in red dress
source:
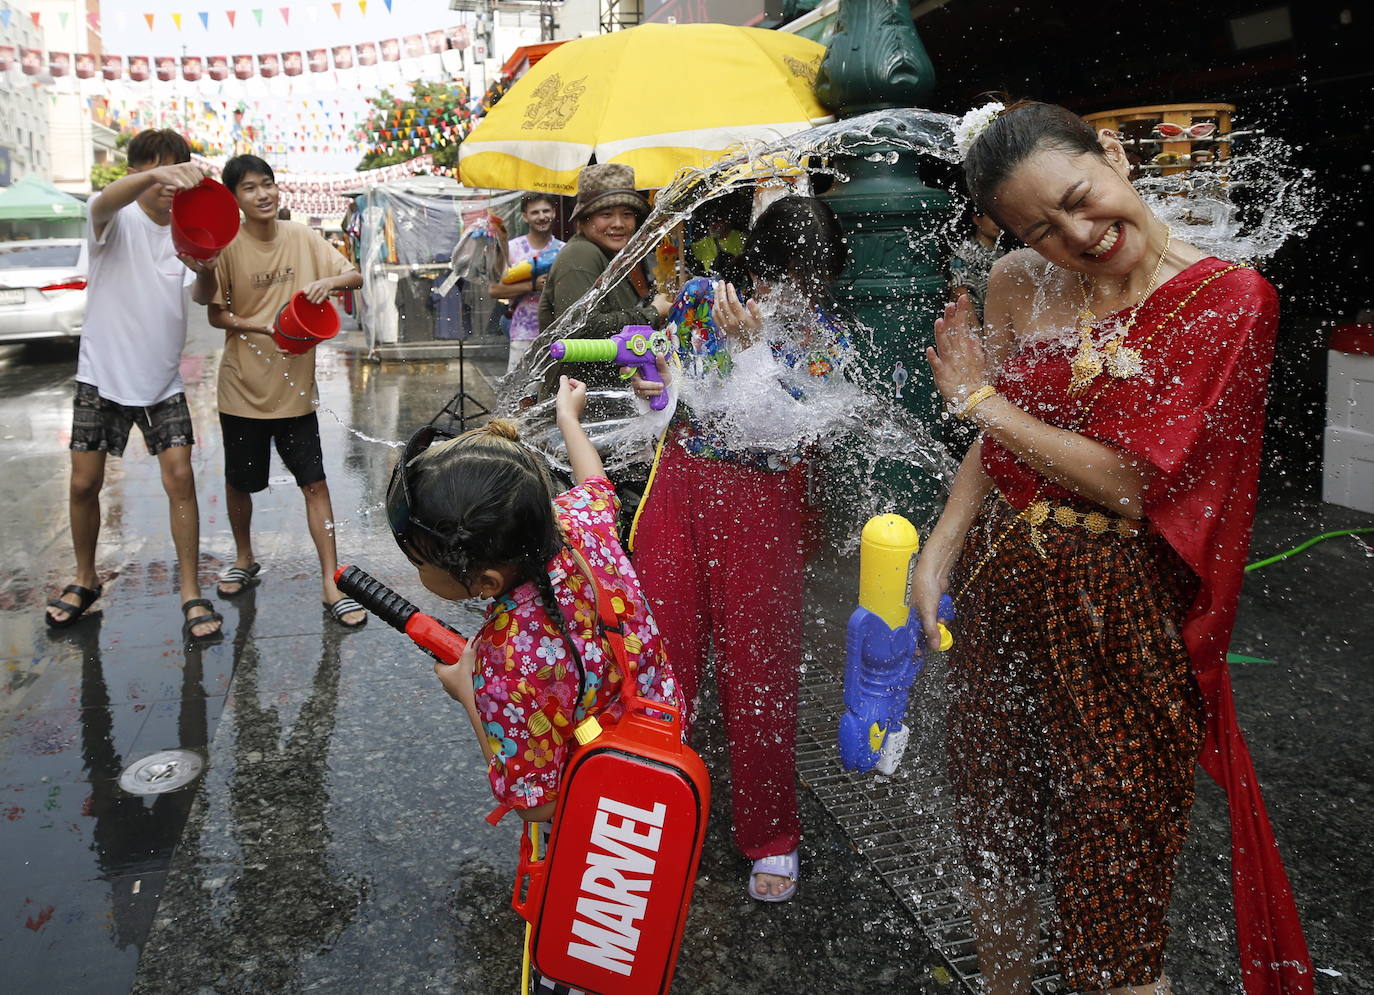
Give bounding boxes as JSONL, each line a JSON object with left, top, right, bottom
{"left": 912, "top": 101, "right": 1311, "bottom": 995}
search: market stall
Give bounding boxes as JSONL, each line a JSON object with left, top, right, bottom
{"left": 349, "top": 175, "right": 523, "bottom": 354}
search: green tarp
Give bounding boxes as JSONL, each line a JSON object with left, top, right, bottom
{"left": 0, "top": 176, "right": 87, "bottom": 222}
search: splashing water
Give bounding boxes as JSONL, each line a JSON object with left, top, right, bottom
{"left": 472, "top": 110, "right": 1312, "bottom": 542}
{"left": 1137, "top": 131, "right": 1319, "bottom": 261}
{"left": 495, "top": 108, "right": 963, "bottom": 535}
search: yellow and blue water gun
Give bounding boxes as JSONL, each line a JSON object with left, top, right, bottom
{"left": 837, "top": 515, "right": 953, "bottom": 775}
{"left": 500, "top": 246, "right": 561, "bottom": 285}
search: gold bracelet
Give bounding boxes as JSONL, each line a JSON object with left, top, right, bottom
{"left": 959, "top": 384, "right": 998, "bottom": 420}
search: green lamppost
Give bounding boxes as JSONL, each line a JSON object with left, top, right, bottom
{"left": 816, "top": 0, "right": 953, "bottom": 511}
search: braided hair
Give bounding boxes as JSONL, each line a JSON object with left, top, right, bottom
{"left": 387, "top": 419, "right": 589, "bottom": 711}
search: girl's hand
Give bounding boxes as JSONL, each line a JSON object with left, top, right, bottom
{"left": 925, "top": 293, "right": 992, "bottom": 409}
{"left": 555, "top": 375, "right": 587, "bottom": 423}
{"left": 716, "top": 281, "right": 763, "bottom": 346}
{"left": 625, "top": 351, "right": 671, "bottom": 401}
{"left": 434, "top": 639, "right": 477, "bottom": 705}
{"left": 650, "top": 292, "right": 673, "bottom": 319}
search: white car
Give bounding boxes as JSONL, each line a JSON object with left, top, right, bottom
{"left": 0, "top": 238, "right": 88, "bottom": 344}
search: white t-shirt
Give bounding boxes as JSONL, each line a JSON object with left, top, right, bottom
{"left": 76, "top": 195, "right": 195, "bottom": 407}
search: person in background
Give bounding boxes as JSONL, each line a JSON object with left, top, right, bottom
{"left": 946, "top": 203, "right": 1006, "bottom": 321}
{"left": 538, "top": 163, "right": 671, "bottom": 340}
{"left": 489, "top": 193, "right": 564, "bottom": 373}
{"left": 45, "top": 128, "right": 223, "bottom": 645}
{"left": 195, "top": 154, "right": 367, "bottom": 629}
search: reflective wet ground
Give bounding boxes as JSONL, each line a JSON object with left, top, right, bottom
{"left": 0, "top": 313, "right": 1369, "bottom": 993}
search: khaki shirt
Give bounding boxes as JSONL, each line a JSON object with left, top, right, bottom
{"left": 213, "top": 221, "right": 355, "bottom": 419}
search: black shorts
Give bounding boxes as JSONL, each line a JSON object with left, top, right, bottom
{"left": 70, "top": 382, "right": 194, "bottom": 457}
{"left": 219, "top": 411, "right": 326, "bottom": 493}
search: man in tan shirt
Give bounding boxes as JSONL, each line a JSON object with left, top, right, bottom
{"left": 195, "top": 155, "right": 366, "bottom": 627}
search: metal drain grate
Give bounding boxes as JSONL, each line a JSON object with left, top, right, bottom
{"left": 796, "top": 665, "right": 1069, "bottom": 994}
{"left": 119, "top": 749, "right": 205, "bottom": 795}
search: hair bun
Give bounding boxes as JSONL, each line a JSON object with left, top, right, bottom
{"left": 483, "top": 419, "right": 521, "bottom": 442}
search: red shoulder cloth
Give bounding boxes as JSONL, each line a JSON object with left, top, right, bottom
{"left": 984, "top": 258, "right": 1313, "bottom": 994}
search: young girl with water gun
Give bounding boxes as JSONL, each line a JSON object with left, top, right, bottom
{"left": 385, "top": 376, "right": 683, "bottom": 823}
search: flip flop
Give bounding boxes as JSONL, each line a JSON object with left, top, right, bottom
{"left": 217, "top": 562, "right": 261, "bottom": 598}
{"left": 748, "top": 850, "right": 799, "bottom": 903}
{"left": 46, "top": 583, "right": 102, "bottom": 629}
{"left": 181, "top": 598, "right": 224, "bottom": 645}
{"left": 325, "top": 597, "right": 368, "bottom": 629}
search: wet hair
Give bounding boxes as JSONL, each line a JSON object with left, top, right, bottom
{"left": 387, "top": 420, "right": 585, "bottom": 690}
{"left": 964, "top": 101, "right": 1106, "bottom": 227}
{"left": 126, "top": 129, "right": 191, "bottom": 168}
{"left": 222, "top": 154, "right": 276, "bottom": 194}
{"left": 741, "top": 196, "right": 848, "bottom": 301}
{"left": 520, "top": 192, "right": 556, "bottom": 213}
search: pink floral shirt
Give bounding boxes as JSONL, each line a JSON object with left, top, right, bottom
{"left": 473, "top": 475, "right": 682, "bottom": 812}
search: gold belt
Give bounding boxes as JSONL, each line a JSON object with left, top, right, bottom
{"left": 1018, "top": 499, "right": 1142, "bottom": 538}
{"left": 1001, "top": 495, "right": 1141, "bottom": 559}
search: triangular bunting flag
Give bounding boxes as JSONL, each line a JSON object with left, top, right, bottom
{"left": 59, "top": 11, "right": 69, "bottom": 28}
{"left": 199, "top": 11, "right": 209, "bottom": 28}
{"left": 87, "top": 11, "right": 100, "bottom": 30}
{"left": 144, "top": 13, "right": 155, "bottom": 29}
{"left": 383, "top": 0, "right": 391, "bottom": 10}
{"left": 280, "top": 7, "right": 290, "bottom": 25}
{"left": 30, "top": 11, "right": 40, "bottom": 27}
{"left": 358, "top": 0, "right": 367, "bottom": 15}
{"left": 331, "top": 2, "right": 342, "bottom": 16}
{"left": 172, "top": 13, "right": 183, "bottom": 30}
{"left": 252, "top": 9, "right": 263, "bottom": 26}
{"left": 227, "top": 10, "right": 236, "bottom": 26}
{"left": 0, "top": 9, "right": 10, "bottom": 27}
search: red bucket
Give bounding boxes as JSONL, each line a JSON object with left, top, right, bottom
{"left": 171, "top": 179, "right": 240, "bottom": 260}
{"left": 273, "top": 293, "right": 340, "bottom": 354}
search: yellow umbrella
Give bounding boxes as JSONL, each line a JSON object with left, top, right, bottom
{"left": 459, "top": 23, "right": 831, "bottom": 193}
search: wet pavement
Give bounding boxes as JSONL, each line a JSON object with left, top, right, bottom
{"left": 0, "top": 312, "right": 1369, "bottom": 993}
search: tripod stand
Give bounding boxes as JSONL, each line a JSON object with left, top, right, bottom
{"left": 429, "top": 336, "right": 491, "bottom": 436}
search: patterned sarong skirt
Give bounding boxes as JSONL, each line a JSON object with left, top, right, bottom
{"left": 946, "top": 494, "right": 1205, "bottom": 990}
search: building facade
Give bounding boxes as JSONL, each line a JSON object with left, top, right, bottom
{"left": 0, "top": 0, "right": 52, "bottom": 184}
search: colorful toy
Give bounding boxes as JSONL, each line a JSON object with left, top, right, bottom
{"left": 334, "top": 565, "right": 468, "bottom": 665}
{"left": 550, "top": 326, "right": 673, "bottom": 411}
{"left": 837, "top": 515, "right": 954, "bottom": 775}
{"left": 501, "top": 245, "right": 561, "bottom": 285}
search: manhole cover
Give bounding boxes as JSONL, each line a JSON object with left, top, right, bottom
{"left": 119, "top": 749, "right": 205, "bottom": 795}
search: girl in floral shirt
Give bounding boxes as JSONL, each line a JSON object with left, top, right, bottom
{"left": 385, "top": 376, "right": 682, "bottom": 823}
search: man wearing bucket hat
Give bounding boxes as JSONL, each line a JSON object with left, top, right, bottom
{"left": 196, "top": 154, "right": 366, "bottom": 628}
{"left": 537, "top": 163, "right": 671, "bottom": 343}
{"left": 45, "top": 129, "right": 226, "bottom": 646}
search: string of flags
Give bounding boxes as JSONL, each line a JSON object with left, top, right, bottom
{"left": 0, "top": 26, "right": 470, "bottom": 82}
{"left": 1, "top": 4, "right": 416, "bottom": 36}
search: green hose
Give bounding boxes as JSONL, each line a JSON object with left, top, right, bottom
{"left": 1244, "top": 527, "right": 1374, "bottom": 572}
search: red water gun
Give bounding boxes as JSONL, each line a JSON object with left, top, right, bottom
{"left": 333, "top": 564, "right": 467, "bottom": 664}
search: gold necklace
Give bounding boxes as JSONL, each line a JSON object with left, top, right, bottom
{"left": 1068, "top": 226, "right": 1172, "bottom": 395}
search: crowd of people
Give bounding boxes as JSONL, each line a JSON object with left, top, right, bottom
{"left": 46, "top": 98, "right": 1311, "bottom": 994}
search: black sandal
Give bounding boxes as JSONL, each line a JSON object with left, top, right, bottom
{"left": 216, "top": 562, "right": 261, "bottom": 598}
{"left": 46, "top": 584, "right": 102, "bottom": 629}
{"left": 324, "top": 597, "right": 368, "bottom": 629}
{"left": 181, "top": 598, "right": 224, "bottom": 644}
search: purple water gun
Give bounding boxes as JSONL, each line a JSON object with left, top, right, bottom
{"left": 549, "top": 325, "right": 672, "bottom": 411}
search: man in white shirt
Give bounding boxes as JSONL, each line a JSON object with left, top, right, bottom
{"left": 45, "top": 129, "right": 223, "bottom": 644}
